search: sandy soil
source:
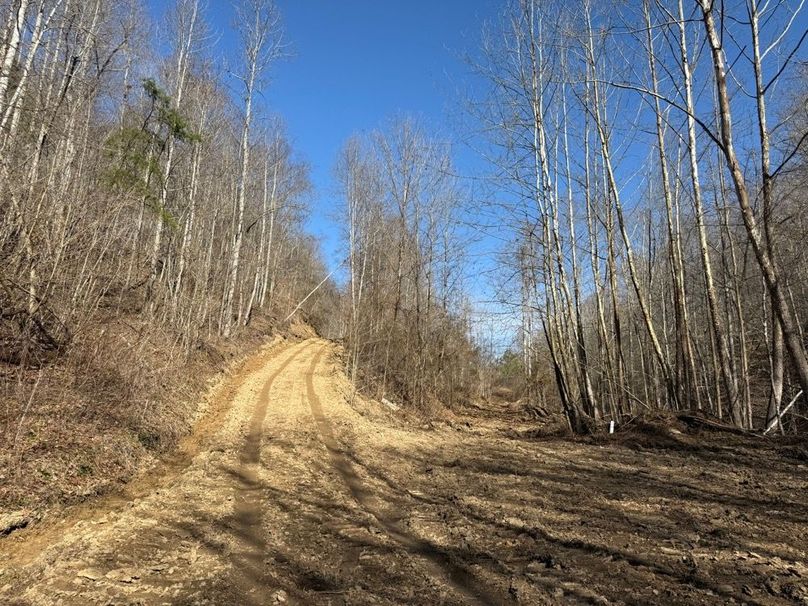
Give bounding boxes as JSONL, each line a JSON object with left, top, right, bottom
{"left": 0, "top": 338, "right": 806, "bottom": 605}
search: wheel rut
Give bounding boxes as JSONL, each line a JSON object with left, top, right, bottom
{"left": 2, "top": 337, "right": 800, "bottom": 606}
{"left": 303, "top": 347, "right": 503, "bottom": 606}
{"left": 228, "top": 339, "right": 315, "bottom": 603}
{"left": 0, "top": 339, "right": 513, "bottom": 605}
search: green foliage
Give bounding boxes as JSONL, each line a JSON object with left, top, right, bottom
{"left": 497, "top": 350, "right": 524, "bottom": 381}
{"left": 143, "top": 78, "right": 201, "bottom": 144}
{"left": 156, "top": 205, "right": 179, "bottom": 230}
{"left": 102, "top": 78, "right": 200, "bottom": 228}
{"left": 103, "top": 127, "right": 162, "bottom": 202}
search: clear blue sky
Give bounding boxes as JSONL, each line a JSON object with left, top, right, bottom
{"left": 145, "top": 0, "right": 516, "bottom": 350}
{"left": 269, "top": 0, "right": 499, "bottom": 268}
{"left": 148, "top": 0, "right": 501, "bottom": 273}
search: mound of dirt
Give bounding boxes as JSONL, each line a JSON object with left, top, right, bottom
{"left": 287, "top": 319, "right": 317, "bottom": 339}
{"left": 584, "top": 412, "right": 690, "bottom": 449}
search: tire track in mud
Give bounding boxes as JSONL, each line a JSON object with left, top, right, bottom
{"left": 229, "top": 339, "right": 315, "bottom": 601}
{"left": 304, "top": 348, "right": 503, "bottom": 606}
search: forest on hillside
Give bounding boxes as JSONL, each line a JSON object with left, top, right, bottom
{"left": 1, "top": 1, "right": 807, "bottom": 604}
{"left": 337, "top": 0, "right": 808, "bottom": 436}
{"left": 0, "top": 0, "right": 485, "bottom": 505}
{"left": 0, "top": 0, "right": 807, "bottom": 501}
{"left": 0, "top": 0, "right": 330, "bottom": 360}
{"left": 0, "top": 0, "right": 340, "bottom": 500}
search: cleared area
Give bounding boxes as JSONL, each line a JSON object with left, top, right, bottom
{"left": 0, "top": 339, "right": 805, "bottom": 605}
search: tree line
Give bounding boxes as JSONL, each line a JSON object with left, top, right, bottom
{"left": 0, "top": 0, "right": 484, "bottom": 424}
{"left": 337, "top": 121, "right": 484, "bottom": 410}
{"left": 4, "top": 0, "right": 806, "bottom": 436}
{"left": 0, "top": 0, "right": 330, "bottom": 372}
{"left": 477, "top": 0, "right": 808, "bottom": 432}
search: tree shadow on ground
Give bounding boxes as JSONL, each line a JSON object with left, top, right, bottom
{"left": 341, "top": 430, "right": 805, "bottom": 606}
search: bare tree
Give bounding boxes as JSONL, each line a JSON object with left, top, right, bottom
{"left": 222, "top": 0, "right": 282, "bottom": 336}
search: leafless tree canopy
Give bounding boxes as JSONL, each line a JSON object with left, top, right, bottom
{"left": 338, "top": 121, "right": 483, "bottom": 411}
{"left": 1, "top": 0, "right": 807, "bottom": 438}
{"left": 475, "top": 0, "right": 808, "bottom": 433}
{"left": 0, "top": 0, "right": 328, "bottom": 369}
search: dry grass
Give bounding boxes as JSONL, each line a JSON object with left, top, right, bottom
{"left": 0, "top": 311, "right": 276, "bottom": 519}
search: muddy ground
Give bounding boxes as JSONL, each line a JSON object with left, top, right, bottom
{"left": 0, "top": 337, "right": 806, "bottom": 605}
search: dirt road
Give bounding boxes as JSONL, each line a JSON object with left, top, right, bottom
{"left": 0, "top": 338, "right": 806, "bottom": 605}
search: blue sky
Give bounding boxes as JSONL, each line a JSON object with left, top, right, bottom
{"left": 145, "top": 0, "right": 518, "bottom": 350}
{"left": 268, "top": 0, "right": 500, "bottom": 267}
{"left": 148, "top": 0, "right": 502, "bottom": 270}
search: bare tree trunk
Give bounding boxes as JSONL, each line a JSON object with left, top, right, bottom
{"left": 0, "top": 0, "right": 63, "bottom": 146}
{"left": 223, "top": 0, "right": 278, "bottom": 336}
{"left": 698, "top": 0, "right": 808, "bottom": 400}
{"left": 561, "top": 81, "right": 597, "bottom": 418}
{"left": 747, "top": 0, "right": 784, "bottom": 431}
{"left": 149, "top": 0, "right": 200, "bottom": 310}
{"left": 678, "top": 0, "right": 741, "bottom": 423}
{"left": 259, "top": 143, "right": 280, "bottom": 307}
{"left": 645, "top": 0, "right": 696, "bottom": 409}
{"left": 584, "top": 15, "right": 678, "bottom": 408}
{"left": 0, "top": 0, "right": 31, "bottom": 112}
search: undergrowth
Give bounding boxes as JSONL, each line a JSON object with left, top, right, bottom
{"left": 0, "top": 312, "right": 275, "bottom": 516}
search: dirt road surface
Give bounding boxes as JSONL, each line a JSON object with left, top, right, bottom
{"left": 0, "top": 338, "right": 806, "bottom": 605}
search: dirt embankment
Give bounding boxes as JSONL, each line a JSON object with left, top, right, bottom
{"left": 0, "top": 313, "right": 290, "bottom": 534}
{"left": 1, "top": 339, "right": 806, "bottom": 605}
